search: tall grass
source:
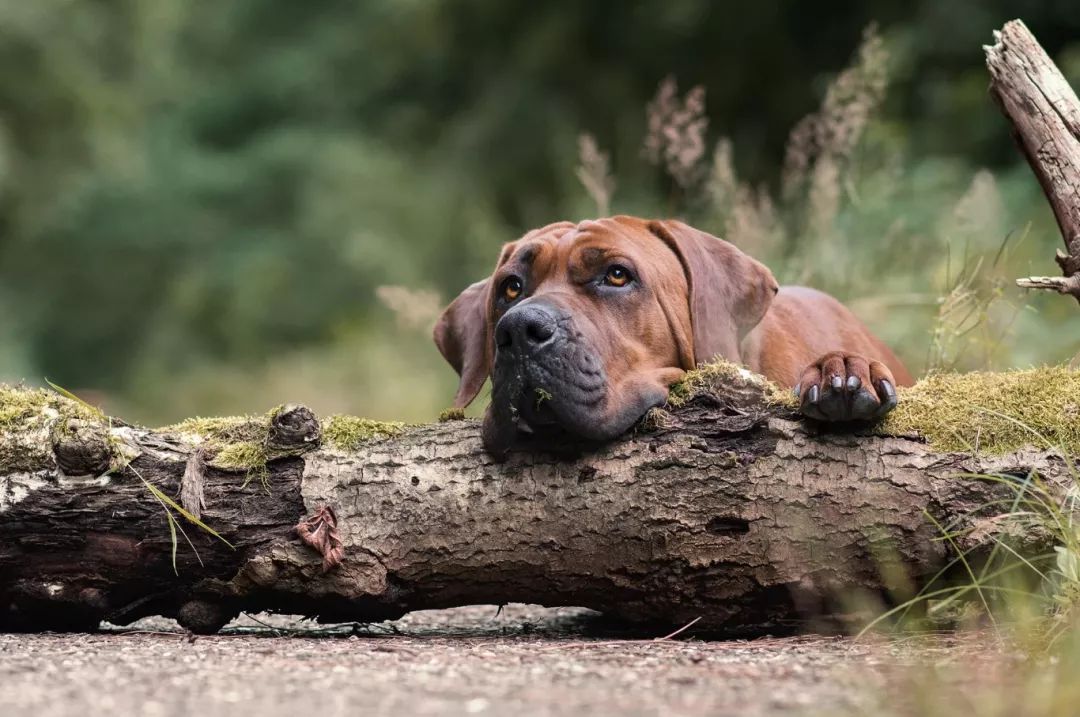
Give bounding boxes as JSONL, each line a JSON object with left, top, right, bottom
{"left": 855, "top": 453, "right": 1080, "bottom": 716}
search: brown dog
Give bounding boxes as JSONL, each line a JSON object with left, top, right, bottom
{"left": 435, "top": 216, "right": 912, "bottom": 453}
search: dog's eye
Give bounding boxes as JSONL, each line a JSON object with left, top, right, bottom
{"left": 604, "top": 265, "right": 633, "bottom": 287}
{"left": 501, "top": 276, "right": 524, "bottom": 301}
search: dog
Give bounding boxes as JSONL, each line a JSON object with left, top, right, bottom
{"left": 434, "top": 216, "right": 912, "bottom": 454}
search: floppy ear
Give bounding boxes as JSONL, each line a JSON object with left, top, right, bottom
{"left": 648, "top": 219, "right": 778, "bottom": 365}
{"left": 433, "top": 279, "right": 493, "bottom": 408}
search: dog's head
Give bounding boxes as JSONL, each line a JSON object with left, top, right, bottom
{"left": 434, "top": 216, "right": 778, "bottom": 454}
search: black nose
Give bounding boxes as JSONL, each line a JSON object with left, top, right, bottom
{"left": 495, "top": 303, "right": 558, "bottom": 351}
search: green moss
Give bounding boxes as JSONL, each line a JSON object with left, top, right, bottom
{"left": 667, "top": 359, "right": 797, "bottom": 409}
{"left": 879, "top": 366, "right": 1080, "bottom": 454}
{"left": 160, "top": 411, "right": 272, "bottom": 485}
{"left": 0, "top": 390, "right": 39, "bottom": 428}
{"left": 164, "top": 408, "right": 410, "bottom": 471}
{"left": 161, "top": 414, "right": 260, "bottom": 441}
{"left": 214, "top": 442, "right": 270, "bottom": 489}
{"left": 438, "top": 407, "right": 466, "bottom": 422}
{"left": 213, "top": 441, "right": 267, "bottom": 470}
{"left": 322, "top": 415, "right": 406, "bottom": 451}
{"left": 0, "top": 384, "right": 110, "bottom": 472}
{"left": 0, "top": 384, "right": 101, "bottom": 428}
{"left": 666, "top": 361, "right": 1080, "bottom": 455}
{"left": 535, "top": 387, "right": 553, "bottom": 410}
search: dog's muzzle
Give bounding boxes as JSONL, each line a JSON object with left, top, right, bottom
{"left": 484, "top": 301, "right": 609, "bottom": 448}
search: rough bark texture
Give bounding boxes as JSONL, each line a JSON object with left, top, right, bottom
{"left": 0, "top": 372, "right": 1071, "bottom": 635}
{"left": 986, "top": 19, "right": 1080, "bottom": 303}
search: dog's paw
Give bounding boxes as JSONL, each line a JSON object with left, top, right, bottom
{"left": 795, "top": 352, "right": 897, "bottom": 422}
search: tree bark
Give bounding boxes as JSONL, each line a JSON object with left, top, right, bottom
{"left": 0, "top": 372, "right": 1070, "bottom": 635}
{"left": 986, "top": 19, "right": 1080, "bottom": 303}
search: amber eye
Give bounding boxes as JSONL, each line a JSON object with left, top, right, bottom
{"left": 604, "top": 265, "right": 632, "bottom": 287}
{"left": 501, "top": 276, "right": 523, "bottom": 301}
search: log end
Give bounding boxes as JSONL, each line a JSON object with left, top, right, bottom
{"left": 984, "top": 20, "right": 1032, "bottom": 63}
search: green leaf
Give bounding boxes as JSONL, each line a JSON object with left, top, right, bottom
{"left": 44, "top": 378, "right": 104, "bottom": 417}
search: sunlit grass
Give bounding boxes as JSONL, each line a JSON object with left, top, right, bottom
{"left": 848, "top": 408, "right": 1080, "bottom": 717}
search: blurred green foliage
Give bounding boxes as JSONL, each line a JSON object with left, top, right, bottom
{"left": 0, "top": 0, "right": 1077, "bottom": 424}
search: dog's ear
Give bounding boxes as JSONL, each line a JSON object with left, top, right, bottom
{"left": 433, "top": 278, "right": 493, "bottom": 408}
{"left": 648, "top": 219, "right": 778, "bottom": 365}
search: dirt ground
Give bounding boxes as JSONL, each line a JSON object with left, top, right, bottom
{"left": 0, "top": 605, "right": 1014, "bottom": 717}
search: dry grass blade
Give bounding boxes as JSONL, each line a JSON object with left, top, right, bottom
{"left": 575, "top": 133, "right": 615, "bottom": 216}
{"left": 655, "top": 616, "right": 701, "bottom": 641}
{"left": 143, "top": 478, "right": 233, "bottom": 549}
{"left": 643, "top": 75, "right": 708, "bottom": 190}
{"left": 127, "top": 463, "right": 235, "bottom": 554}
{"left": 165, "top": 509, "right": 179, "bottom": 575}
{"left": 781, "top": 23, "right": 888, "bottom": 202}
{"left": 375, "top": 285, "right": 443, "bottom": 331}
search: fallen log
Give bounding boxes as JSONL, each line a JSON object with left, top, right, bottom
{"left": 986, "top": 20, "right": 1080, "bottom": 304}
{"left": 1, "top": 365, "right": 1077, "bottom": 635}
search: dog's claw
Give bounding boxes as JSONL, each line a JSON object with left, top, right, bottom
{"left": 876, "top": 379, "right": 897, "bottom": 416}
{"left": 796, "top": 352, "right": 900, "bottom": 423}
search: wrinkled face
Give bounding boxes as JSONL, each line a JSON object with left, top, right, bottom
{"left": 482, "top": 218, "right": 693, "bottom": 452}
{"left": 435, "top": 216, "right": 778, "bottom": 455}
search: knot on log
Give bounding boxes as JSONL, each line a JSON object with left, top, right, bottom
{"left": 50, "top": 418, "right": 111, "bottom": 476}
{"left": 1056, "top": 246, "right": 1080, "bottom": 276}
{"left": 267, "top": 404, "right": 321, "bottom": 453}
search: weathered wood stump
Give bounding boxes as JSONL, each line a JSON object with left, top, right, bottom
{"left": 986, "top": 19, "right": 1080, "bottom": 303}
